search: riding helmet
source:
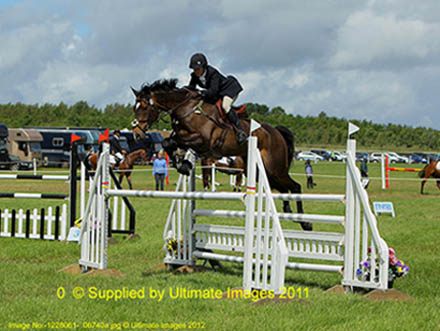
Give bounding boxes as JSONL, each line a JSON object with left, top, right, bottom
{"left": 189, "top": 53, "right": 207, "bottom": 70}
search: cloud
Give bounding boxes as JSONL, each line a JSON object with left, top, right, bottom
{"left": 1, "top": 0, "right": 440, "bottom": 130}
{"left": 329, "top": 9, "right": 440, "bottom": 70}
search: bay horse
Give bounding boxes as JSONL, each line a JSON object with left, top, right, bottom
{"left": 418, "top": 160, "right": 440, "bottom": 194}
{"left": 201, "top": 156, "right": 245, "bottom": 192}
{"left": 86, "top": 149, "right": 148, "bottom": 190}
{"left": 131, "top": 79, "right": 311, "bottom": 231}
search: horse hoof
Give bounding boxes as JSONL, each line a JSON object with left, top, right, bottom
{"left": 301, "top": 222, "right": 313, "bottom": 231}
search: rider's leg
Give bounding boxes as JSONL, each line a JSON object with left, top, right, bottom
{"left": 115, "top": 152, "right": 123, "bottom": 168}
{"left": 223, "top": 96, "right": 247, "bottom": 144}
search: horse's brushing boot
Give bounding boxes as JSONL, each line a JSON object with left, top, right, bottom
{"left": 227, "top": 110, "right": 247, "bottom": 144}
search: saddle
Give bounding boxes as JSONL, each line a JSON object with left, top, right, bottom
{"left": 215, "top": 100, "right": 248, "bottom": 122}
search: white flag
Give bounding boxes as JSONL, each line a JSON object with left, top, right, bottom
{"left": 250, "top": 120, "right": 261, "bottom": 134}
{"left": 348, "top": 122, "right": 360, "bottom": 136}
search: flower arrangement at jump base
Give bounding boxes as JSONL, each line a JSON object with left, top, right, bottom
{"left": 165, "top": 238, "right": 185, "bottom": 254}
{"left": 356, "top": 247, "right": 409, "bottom": 288}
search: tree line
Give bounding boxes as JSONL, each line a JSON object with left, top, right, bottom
{"left": 1, "top": 101, "right": 439, "bottom": 151}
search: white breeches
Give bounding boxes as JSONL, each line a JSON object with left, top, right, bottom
{"left": 222, "top": 96, "right": 237, "bottom": 114}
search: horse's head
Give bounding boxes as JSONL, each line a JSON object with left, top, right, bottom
{"left": 131, "top": 86, "right": 159, "bottom": 142}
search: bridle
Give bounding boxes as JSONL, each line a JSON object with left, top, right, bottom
{"left": 131, "top": 88, "right": 199, "bottom": 134}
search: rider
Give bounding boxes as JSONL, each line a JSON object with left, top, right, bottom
{"left": 188, "top": 53, "right": 247, "bottom": 144}
{"left": 110, "top": 130, "right": 126, "bottom": 168}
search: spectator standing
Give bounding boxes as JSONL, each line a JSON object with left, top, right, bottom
{"left": 153, "top": 150, "right": 168, "bottom": 191}
{"left": 305, "top": 160, "right": 315, "bottom": 189}
{"left": 360, "top": 156, "right": 369, "bottom": 189}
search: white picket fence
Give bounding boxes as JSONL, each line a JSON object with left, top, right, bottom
{"left": 0, "top": 205, "right": 68, "bottom": 240}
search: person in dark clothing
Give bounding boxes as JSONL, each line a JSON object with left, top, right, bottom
{"left": 188, "top": 53, "right": 247, "bottom": 144}
{"left": 360, "top": 156, "right": 369, "bottom": 189}
{"left": 110, "top": 130, "right": 126, "bottom": 167}
{"left": 305, "top": 160, "right": 315, "bottom": 189}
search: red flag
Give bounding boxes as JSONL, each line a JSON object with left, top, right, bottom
{"left": 165, "top": 152, "right": 169, "bottom": 185}
{"left": 99, "top": 128, "right": 109, "bottom": 143}
{"left": 70, "top": 133, "right": 82, "bottom": 145}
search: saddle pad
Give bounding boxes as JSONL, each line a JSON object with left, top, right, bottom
{"left": 436, "top": 161, "right": 440, "bottom": 171}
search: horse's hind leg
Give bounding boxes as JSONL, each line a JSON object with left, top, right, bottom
{"left": 421, "top": 179, "right": 427, "bottom": 194}
{"left": 273, "top": 175, "right": 312, "bottom": 231}
{"left": 436, "top": 180, "right": 440, "bottom": 190}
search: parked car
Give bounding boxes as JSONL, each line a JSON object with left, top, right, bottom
{"left": 355, "top": 152, "right": 369, "bottom": 161}
{"left": 369, "top": 152, "right": 383, "bottom": 163}
{"left": 330, "top": 151, "right": 346, "bottom": 161}
{"left": 408, "top": 153, "right": 427, "bottom": 164}
{"left": 311, "top": 149, "right": 331, "bottom": 161}
{"left": 416, "top": 152, "right": 438, "bottom": 164}
{"left": 386, "top": 152, "right": 408, "bottom": 164}
{"left": 296, "top": 151, "right": 324, "bottom": 161}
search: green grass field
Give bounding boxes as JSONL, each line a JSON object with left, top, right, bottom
{"left": 1, "top": 161, "right": 439, "bottom": 330}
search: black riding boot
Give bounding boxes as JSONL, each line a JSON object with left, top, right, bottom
{"left": 227, "top": 110, "right": 247, "bottom": 144}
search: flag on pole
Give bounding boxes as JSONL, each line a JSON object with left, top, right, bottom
{"left": 70, "top": 133, "right": 82, "bottom": 145}
{"left": 99, "top": 128, "right": 109, "bottom": 143}
{"left": 348, "top": 122, "right": 360, "bottom": 137}
{"left": 250, "top": 119, "right": 261, "bottom": 135}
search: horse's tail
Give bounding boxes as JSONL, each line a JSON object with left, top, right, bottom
{"left": 275, "top": 125, "right": 295, "bottom": 167}
{"left": 418, "top": 164, "right": 428, "bottom": 178}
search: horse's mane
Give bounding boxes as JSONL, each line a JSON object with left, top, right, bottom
{"left": 139, "top": 78, "right": 179, "bottom": 97}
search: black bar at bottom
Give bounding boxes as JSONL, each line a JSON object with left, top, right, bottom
{"left": 40, "top": 208, "right": 45, "bottom": 239}
{"left": 25, "top": 210, "right": 31, "bottom": 238}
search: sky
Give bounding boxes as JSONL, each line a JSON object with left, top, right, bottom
{"left": 1, "top": 0, "right": 440, "bottom": 129}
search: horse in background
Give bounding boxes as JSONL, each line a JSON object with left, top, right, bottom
{"left": 86, "top": 149, "right": 148, "bottom": 190}
{"left": 418, "top": 160, "right": 440, "bottom": 194}
{"left": 201, "top": 156, "right": 245, "bottom": 192}
{"left": 130, "top": 79, "right": 312, "bottom": 231}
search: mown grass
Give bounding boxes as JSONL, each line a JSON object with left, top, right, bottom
{"left": 0, "top": 161, "right": 439, "bottom": 330}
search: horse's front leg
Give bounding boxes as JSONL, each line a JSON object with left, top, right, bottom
{"left": 162, "top": 137, "right": 193, "bottom": 176}
{"left": 127, "top": 174, "right": 133, "bottom": 190}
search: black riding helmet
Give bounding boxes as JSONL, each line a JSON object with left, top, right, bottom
{"left": 189, "top": 53, "right": 207, "bottom": 70}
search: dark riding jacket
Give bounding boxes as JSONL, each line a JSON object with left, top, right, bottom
{"left": 189, "top": 65, "right": 243, "bottom": 103}
{"left": 110, "top": 135, "right": 123, "bottom": 154}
